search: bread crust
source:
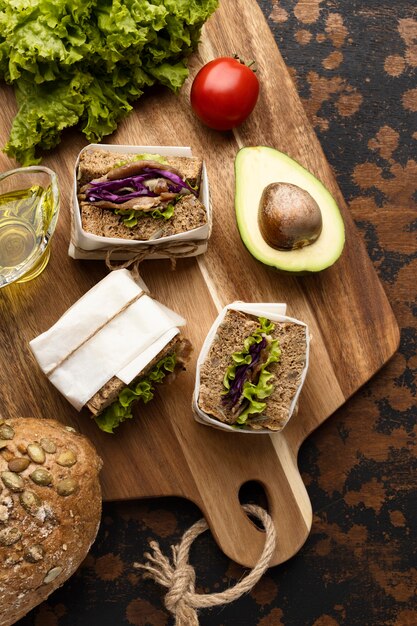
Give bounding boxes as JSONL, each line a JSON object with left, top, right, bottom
{"left": 0, "top": 418, "right": 102, "bottom": 626}
{"left": 198, "top": 310, "right": 307, "bottom": 431}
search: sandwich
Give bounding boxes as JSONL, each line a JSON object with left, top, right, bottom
{"left": 88, "top": 335, "right": 192, "bottom": 433}
{"left": 197, "top": 309, "right": 307, "bottom": 431}
{"left": 77, "top": 149, "right": 207, "bottom": 240}
{"left": 29, "top": 269, "right": 192, "bottom": 434}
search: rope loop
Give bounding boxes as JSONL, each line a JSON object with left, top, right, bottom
{"left": 135, "top": 504, "right": 276, "bottom": 626}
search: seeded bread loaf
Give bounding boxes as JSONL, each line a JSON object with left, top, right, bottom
{"left": 0, "top": 417, "right": 102, "bottom": 626}
{"left": 198, "top": 310, "right": 307, "bottom": 431}
{"left": 77, "top": 149, "right": 207, "bottom": 241}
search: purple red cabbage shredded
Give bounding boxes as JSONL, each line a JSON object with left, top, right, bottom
{"left": 85, "top": 168, "right": 197, "bottom": 204}
{"left": 222, "top": 337, "right": 267, "bottom": 409}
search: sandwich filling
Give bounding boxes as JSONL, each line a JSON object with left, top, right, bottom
{"left": 221, "top": 317, "right": 281, "bottom": 425}
{"left": 95, "top": 353, "right": 177, "bottom": 434}
{"left": 80, "top": 156, "right": 197, "bottom": 229}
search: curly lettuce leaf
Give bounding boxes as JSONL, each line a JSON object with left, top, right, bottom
{"left": 81, "top": 78, "right": 137, "bottom": 142}
{"left": 223, "top": 317, "right": 275, "bottom": 390}
{"left": 4, "top": 73, "right": 90, "bottom": 165}
{"left": 148, "top": 61, "right": 189, "bottom": 91}
{"left": 113, "top": 153, "right": 168, "bottom": 168}
{"left": 236, "top": 339, "right": 281, "bottom": 424}
{"left": 94, "top": 353, "right": 176, "bottom": 434}
{"left": 115, "top": 202, "right": 175, "bottom": 228}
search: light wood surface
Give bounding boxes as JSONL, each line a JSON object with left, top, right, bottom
{"left": 0, "top": 0, "right": 399, "bottom": 567}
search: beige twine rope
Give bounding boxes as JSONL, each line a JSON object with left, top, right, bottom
{"left": 45, "top": 289, "right": 148, "bottom": 376}
{"left": 70, "top": 191, "right": 201, "bottom": 274}
{"left": 104, "top": 242, "right": 200, "bottom": 279}
{"left": 134, "top": 504, "right": 276, "bottom": 626}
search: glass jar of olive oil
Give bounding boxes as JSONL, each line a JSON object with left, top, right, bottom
{"left": 0, "top": 166, "right": 59, "bottom": 287}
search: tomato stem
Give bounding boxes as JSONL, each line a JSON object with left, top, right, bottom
{"left": 233, "top": 53, "right": 257, "bottom": 72}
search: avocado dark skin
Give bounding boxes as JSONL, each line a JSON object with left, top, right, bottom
{"left": 258, "top": 182, "right": 323, "bottom": 251}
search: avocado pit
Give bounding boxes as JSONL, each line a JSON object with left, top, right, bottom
{"left": 258, "top": 182, "right": 323, "bottom": 250}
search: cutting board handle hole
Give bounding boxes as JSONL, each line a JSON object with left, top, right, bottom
{"left": 239, "top": 480, "right": 269, "bottom": 530}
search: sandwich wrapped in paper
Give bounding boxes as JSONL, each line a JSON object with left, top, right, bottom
{"left": 69, "top": 144, "right": 211, "bottom": 260}
{"left": 30, "top": 269, "right": 191, "bottom": 433}
{"left": 193, "top": 303, "right": 309, "bottom": 434}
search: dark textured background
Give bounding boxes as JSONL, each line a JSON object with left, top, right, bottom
{"left": 17, "top": 1, "right": 416, "bottom": 625}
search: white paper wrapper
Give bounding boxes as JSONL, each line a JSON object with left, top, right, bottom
{"left": 30, "top": 269, "right": 185, "bottom": 411}
{"left": 192, "top": 302, "right": 310, "bottom": 434}
{"left": 69, "top": 144, "right": 211, "bottom": 260}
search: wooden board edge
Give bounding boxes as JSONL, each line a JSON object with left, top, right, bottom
{"left": 287, "top": 326, "right": 400, "bottom": 456}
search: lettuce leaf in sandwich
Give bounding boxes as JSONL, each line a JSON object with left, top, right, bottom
{"left": 95, "top": 353, "right": 177, "bottom": 434}
{"left": 87, "top": 334, "right": 192, "bottom": 434}
{"left": 221, "top": 317, "right": 281, "bottom": 425}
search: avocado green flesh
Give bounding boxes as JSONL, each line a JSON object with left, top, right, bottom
{"left": 235, "top": 146, "right": 345, "bottom": 272}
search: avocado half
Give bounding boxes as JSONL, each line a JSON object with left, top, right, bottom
{"left": 235, "top": 146, "right": 345, "bottom": 273}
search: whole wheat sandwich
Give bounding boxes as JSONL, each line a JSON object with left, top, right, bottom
{"left": 77, "top": 148, "right": 207, "bottom": 240}
{"left": 197, "top": 310, "right": 308, "bottom": 431}
{"left": 88, "top": 334, "right": 192, "bottom": 433}
{"left": 29, "top": 270, "right": 192, "bottom": 434}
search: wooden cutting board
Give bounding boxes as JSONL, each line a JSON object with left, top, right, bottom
{"left": 0, "top": 0, "right": 399, "bottom": 568}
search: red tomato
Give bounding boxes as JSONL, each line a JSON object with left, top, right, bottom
{"left": 190, "top": 56, "right": 260, "bottom": 131}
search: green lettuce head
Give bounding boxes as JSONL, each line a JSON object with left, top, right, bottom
{"left": 0, "top": 0, "right": 219, "bottom": 164}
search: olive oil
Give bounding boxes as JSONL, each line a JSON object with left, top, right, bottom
{"left": 0, "top": 185, "right": 54, "bottom": 286}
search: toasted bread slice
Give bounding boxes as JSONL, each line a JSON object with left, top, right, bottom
{"left": 80, "top": 193, "right": 207, "bottom": 240}
{"left": 78, "top": 149, "right": 203, "bottom": 188}
{"left": 198, "top": 310, "right": 307, "bottom": 431}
